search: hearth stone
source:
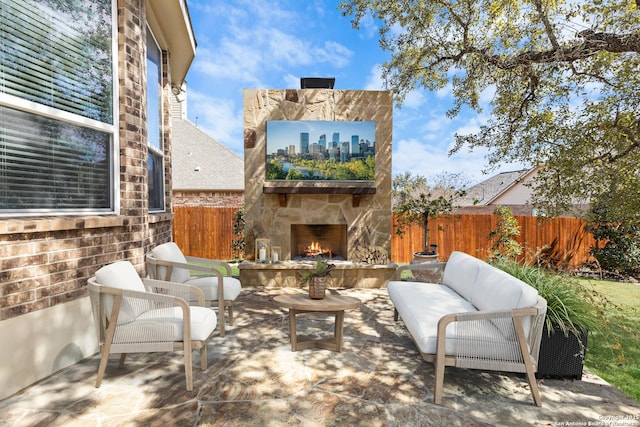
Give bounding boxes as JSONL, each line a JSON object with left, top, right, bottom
{"left": 238, "top": 260, "right": 397, "bottom": 288}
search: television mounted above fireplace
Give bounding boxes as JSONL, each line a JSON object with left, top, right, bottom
{"left": 265, "top": 120, "right": 376, "bottom": 183}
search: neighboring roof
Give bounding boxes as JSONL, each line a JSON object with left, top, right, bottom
{"left": 457, "top": 169, "right": 532, "bottom": 206}
{"left": 171, "top": 119, "right": 244, "bottom": 191}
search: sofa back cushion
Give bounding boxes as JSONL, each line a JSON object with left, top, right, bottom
{"left": 471, "top": 266, "right": 538, "bottom": 311}
{"left": 442, "top": 251, "right": 482, "bottom": 300}
{"left": 471, "top": 264, "right": 539, "bottom": 337}
{"left": 95, "top": 261, "right": 147, "bottom": 325}
{"left": 150, "top": 242, "right": 191, "bottom": 283}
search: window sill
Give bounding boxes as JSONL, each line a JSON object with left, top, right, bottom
{"left": 149, "top": 212, "right": 174, "bottom": 223}
{"left": 0, "top": 215, "right": 126, "bottom": 235}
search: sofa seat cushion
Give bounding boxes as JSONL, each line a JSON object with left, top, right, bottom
{"left": 185, "top": 276, "right": 242, "bottom": 301}
{"left": 388, "top": 281, "right": 520, "bottom": 358}
{"left": 113, "top": 306, "right": 217, "bottom": 344}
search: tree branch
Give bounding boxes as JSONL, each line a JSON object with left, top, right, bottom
{"left": 486, "top": 31, "right": 640, "bottom": 70}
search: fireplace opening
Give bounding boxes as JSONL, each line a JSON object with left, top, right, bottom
{"left": 291, "top": 224, "right": 347, "bottom": 260}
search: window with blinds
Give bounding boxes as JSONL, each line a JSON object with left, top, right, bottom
{"left": 0, "top": 0, "right": 115, "bottom": 213}
{"left": 147, "top": 27, "right": 165, "bottom": 212}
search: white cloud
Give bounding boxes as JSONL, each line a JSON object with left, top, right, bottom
{"left": 403, "top": 91, "right": 426, "bottom": 109}
{"left": 190, "top": 3, "right": 353, "bottom": 88}
{"left": 357, "top": 13, "right": 378, "bottom": 39}
{"left": 186, "top": 90, "right": 244, "bottom": 155}
{"left": 364, "top": 65, "right": 385, "bottom": 90}
{"left": 283, "top": 74, "right": 300, "bottom": 89}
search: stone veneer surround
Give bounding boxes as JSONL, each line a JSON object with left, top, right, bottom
{"left": 242, "top": 89, "right": 393, "bottom": 263}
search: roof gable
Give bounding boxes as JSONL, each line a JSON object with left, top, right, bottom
{"left": 457, "top": 169, "right": 533, "bottom": 206}
{"left": 171, "top": 119, "right": 244, "bottom": 191}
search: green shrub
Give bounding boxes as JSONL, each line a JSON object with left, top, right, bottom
{"left": 488, "top": 205, "right": 522, "bottom": 261}
{"left": 492, "top": 258, "right": 607, "bottom": 337}
{"left": 585, "top": 199, "right": 640, "bottom": 277}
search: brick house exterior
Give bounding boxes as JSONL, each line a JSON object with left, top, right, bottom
{"left": 0, "top": 0, "right": 194, "bottom": 399}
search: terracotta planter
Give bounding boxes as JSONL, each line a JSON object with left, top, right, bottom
{"left": 308, "top": 276, "right": 328, "bottom": 299}
{"left": 410, "top": 252, "right": 441, "bottom": 283}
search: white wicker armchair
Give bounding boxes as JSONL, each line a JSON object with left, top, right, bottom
{"left": 146, "top": 242, "right": 241, "bottom": 336}
{"left": 88, "top": 261, "right": 217, "bottom": 391}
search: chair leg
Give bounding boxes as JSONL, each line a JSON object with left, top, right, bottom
{"left": 217, "top": 299, "right": 226, "bottom": 337}
{"left": 184, "top": 344, "right": 193, "bottom": 391}
{"left": 227, "top": 303, "right": 234, "bottom": 326}
{"left": 525, "top": 363, "right": 542, "bottom": 407}
{"left": 200, "top": 344, "right": 207, "bottom": 370}
{"left": 119, "top": 353, "right": 127, "bottom": 367}
{"left": 514, "top": 315, "right": 542, "bottom": 407}
{"left": 95, "top": 345, "right": 111, "bottom": 388}
{"left": 96, "top": 312, "right": 119, "bottom": 388}
{"left": 433, "top": 360, "right": 445, "bottom": 404}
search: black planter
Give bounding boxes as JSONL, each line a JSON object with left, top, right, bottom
{"left": 536, "top": 325, "right": 587, "bottom": 380}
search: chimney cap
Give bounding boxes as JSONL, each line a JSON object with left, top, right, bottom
{"left": 300, "top": 77, "right": 335, "bottom": 89}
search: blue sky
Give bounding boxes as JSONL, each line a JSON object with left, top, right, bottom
{"left": 184, "top": 0, "right": 525, "bottom": 185}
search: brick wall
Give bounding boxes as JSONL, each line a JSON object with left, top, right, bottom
{"left": 172, "top": 190, "right": 245, "bottom": 208}
{"left": 0, "top": 0, "right": 173, "bottom": 322}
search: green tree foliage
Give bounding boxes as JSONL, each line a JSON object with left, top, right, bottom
{"left": 393, "top": 171, "right": 468, "bottom": 254}
{"left": 488, "top": 205, "right": 523, "bottom": 261}
{"left": 585, "top": 199, "right": 640, "bottom": 277}
{"left": 341, "top": 0, "right": 640, "bottom": 220}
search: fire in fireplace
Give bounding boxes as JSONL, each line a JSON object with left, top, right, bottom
{"left": 302, "top": 241, "right": 333, "bottom": 258}
{"left": 291, "top": 224, "right": 347, "bottom": 260}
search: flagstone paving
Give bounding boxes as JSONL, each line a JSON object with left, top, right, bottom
{"left": 1, "top": 288, "right": 638, "bottom": 426}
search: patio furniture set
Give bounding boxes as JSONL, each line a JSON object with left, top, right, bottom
{"left": 88, "top": 244, "right": 548, "bottom": 406}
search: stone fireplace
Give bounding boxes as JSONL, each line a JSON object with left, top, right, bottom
{"left": 239, "top": 88, "right": 396, "bottom": 288}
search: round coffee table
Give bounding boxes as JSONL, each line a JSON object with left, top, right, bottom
{"left": 273, "top": 293, "right": 360, "bottom": 352}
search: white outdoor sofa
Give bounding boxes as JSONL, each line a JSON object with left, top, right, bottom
{"left": 387, "top": 251, "right": 547, "bottom": 406}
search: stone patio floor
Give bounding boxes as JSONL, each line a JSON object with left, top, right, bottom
{"left": 1, "top": 288, "right": 639, "bottom": 427}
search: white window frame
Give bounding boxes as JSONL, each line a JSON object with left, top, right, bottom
{"left": 146, "top": 26, "right": 165, "bottom": 213}
{"left": 0, "top": 0, "right": 119, "bottom": 216}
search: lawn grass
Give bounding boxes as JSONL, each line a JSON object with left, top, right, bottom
{"left": 579, "top": 278, "right": 640, "bottom": 402}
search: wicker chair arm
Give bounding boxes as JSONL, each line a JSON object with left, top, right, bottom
{"left": 142, "top": 278, "right": 206, "bottom": 306}
{"left": 91, "top": 282, "right": 191, "bottom": 329}
{"left": 184, "top": 256, "right": 233, "bottom": 276}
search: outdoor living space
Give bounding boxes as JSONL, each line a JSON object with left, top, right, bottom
{"left": 1, "top": 287, "right": 638, "bottom": 426}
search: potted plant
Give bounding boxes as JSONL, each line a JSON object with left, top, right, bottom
{"left": 393, "top": 172, "right": 466, "bottom": 256}
{"left": 299, "top": 258, "right": 336, "bottom": 299}
{"left": 393, "top": 172, "right": 466, "bottom": 280}
{"left": 492, "top": 257, "right": 607, "bottom": 379}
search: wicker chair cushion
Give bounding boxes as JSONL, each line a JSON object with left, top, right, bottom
{"left": 185, "top": 276, "right": 242, "bottom": 301}
{"left": 95, "top": 261, "right": 147, "bottom": 325}
{"left": 113, "top": 306, "right": 217, "bottom": 343}
{"left": 150, "top": 242, "right": 191, "bottom": 283}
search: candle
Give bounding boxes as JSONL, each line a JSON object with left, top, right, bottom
{"left": 259, "top": 248, "right": 266, "bottom": 261}
{"left": 273, "top": 252, "right": 279, "bottom": 262}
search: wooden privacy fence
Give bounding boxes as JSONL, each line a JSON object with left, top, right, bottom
{"left": 172, "top": 206, "right": 239, "bottom": 261}
{"left": 173, "top": 207, "right": 598, "bottom": 268}
{"left": 392, "top": 214, "right": 598, "bottom": 269}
